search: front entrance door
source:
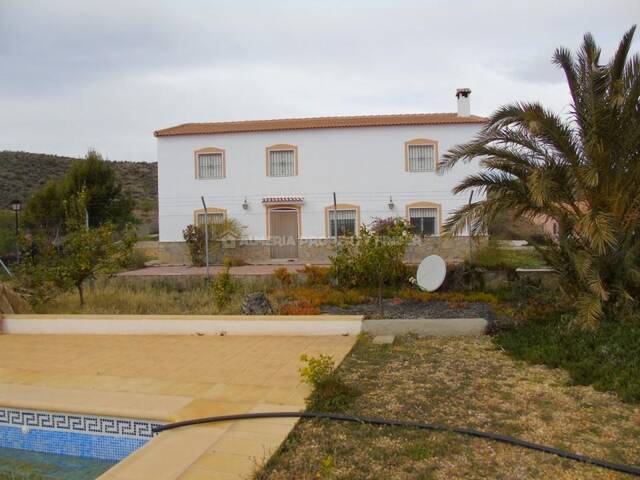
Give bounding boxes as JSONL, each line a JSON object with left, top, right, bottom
{"left": 269, "top": 208, "right": 298, "bottom": 258}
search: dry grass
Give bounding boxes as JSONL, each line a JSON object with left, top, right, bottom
{"left": 256, "top": 336, "right": 640, "bottom": 480}
{"left": 34, "top": 276, "right": 277, "bottom": 314}
{"left": 36, "top": 276, "right": 371, "bottom": 315}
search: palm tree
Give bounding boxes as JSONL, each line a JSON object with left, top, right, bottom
{"left": 442, "top": 26, "right": 640, "bottom": 326}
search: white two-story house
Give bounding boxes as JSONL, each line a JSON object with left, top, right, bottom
{"left": 155, "top": 89, "right": 486, "bottom": 264}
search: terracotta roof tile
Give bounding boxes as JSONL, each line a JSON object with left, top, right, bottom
{"left": 154, "top": 113, "right": 487, "bottom": 137}
{"left": 262, "top": 196, "right": 304, "bottom": 204}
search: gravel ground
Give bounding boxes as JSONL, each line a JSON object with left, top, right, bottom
{"left": 320, "top": 299, "right": 495, "bottom": 320}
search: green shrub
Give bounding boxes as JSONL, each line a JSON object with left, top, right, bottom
{"left": 330, "top": 218, "right": 412, "bottom": 289}
{"left": 183, "top": 219, "right": 243, "bottom": 266}
{"left": 212, "top": 267, "right": 235, "bottom": 310}
{"left": 300, "top": 354, "right": 335, "bottom": 386}
{"left": 495, "top": 314, "right": 640, "bottom": 403}
{"left": 183, "top": 224, "right": 206, "bottom": 266}
{"left": 330, "top": 218, "right": 412, "bottom": 315}
{"left": 299, "top": 354, "right": 356, "bottom": 411}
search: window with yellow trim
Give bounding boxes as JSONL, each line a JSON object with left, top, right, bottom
{"left": 408, "top": 207, "right": 438, "bottom": 236}
{"left": 407, "top": 144, "right": 436, "bottom": 172}
{"left": 328, "top": 209, "right": 357, "bottom": 236}
{"left": 268, "top": 149, "right": 295, "bottom": 176}
{"left": 195, "top": 211, "right": 224, "bottom": 226}
{"left": 197, "top": 152, "right": 224, "bottom": 179}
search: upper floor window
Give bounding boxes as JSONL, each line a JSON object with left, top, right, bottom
{"left": 326, "top": 204, "right": 359, "bottom": 237}
{"left": 407, "top": 202, "right": 440, "bottom": 236}
{"left": 266, "top": 144, "right": 298, "bottom": 177}
{"left": 405, "top": 139, "right": 438, "bottom": 172}
{"left": 195, "top": 147, "right": 225, "bottom": 179}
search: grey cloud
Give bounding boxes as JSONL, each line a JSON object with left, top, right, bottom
{"left": 502, "top": 56, "right": 565, "bottom": 85}
{"left": 0, "top": 0, "right": 638, "bottom": 161}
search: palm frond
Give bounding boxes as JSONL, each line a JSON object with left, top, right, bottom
{"left": 442, "top": 26, "right": 640, "bottom": 327}
{"left": 610, "top": 25, "right": 636, "bottom": 82}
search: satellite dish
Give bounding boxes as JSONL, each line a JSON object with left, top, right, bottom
{"left": 416, "top": 255, "right": 447, "bottom": 292}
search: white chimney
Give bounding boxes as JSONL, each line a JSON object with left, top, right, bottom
{"left": 456, "top": 88, "right": 471, "bottom": 117}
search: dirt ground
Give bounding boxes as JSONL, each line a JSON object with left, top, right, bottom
{"left": 321, "top": 299, "right": 494, "bottom": 320}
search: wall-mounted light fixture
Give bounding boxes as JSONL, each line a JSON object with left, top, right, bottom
{"left": 242, "top": 197, "right": 249, "bottom": 210}
{"left": 388, "top": 195, "right": 394, "bottom": 210}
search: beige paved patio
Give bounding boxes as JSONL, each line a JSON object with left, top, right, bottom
{"left": 118, "top": 265, "right": 303, "bottom": 277}
{"left": 0, "top": 334, "right": 356, "bottom": 479}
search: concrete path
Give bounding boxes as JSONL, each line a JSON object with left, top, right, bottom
{"left": 0, "top": 335, "right": 355, "bottom": 479}
{"left": 119, "top": 265, "right": 303, "bottom": 277}
{"left": 363, "top": 318, "right": 487, "bottom": 336}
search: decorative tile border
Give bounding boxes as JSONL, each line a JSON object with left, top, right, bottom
{"left": 0, "top": 408, "right": 162, "bottom": 438}
{"left": 0, "top": 407, "right": 163, "bottom": 461}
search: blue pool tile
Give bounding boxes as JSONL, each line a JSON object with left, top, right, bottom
{"left": 0, "top": 407, "right": 162, "bottom": 461}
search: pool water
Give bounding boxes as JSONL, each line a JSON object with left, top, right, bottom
{"left": 0, "top": 447, "right": 115, "bottom": 480}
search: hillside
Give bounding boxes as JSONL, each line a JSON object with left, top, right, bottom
{"left": 0, "top": 151, "right": 158, "bottom": 233}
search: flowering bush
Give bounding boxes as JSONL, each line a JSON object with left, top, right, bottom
{"left": 280, "top": 300, "right": 321, "bottom": 315}
{"left": 273, "top": 267, "right": 293, "bottom": 287}
{"left": 297, "top": 264, "right": 330, "bottom": 286}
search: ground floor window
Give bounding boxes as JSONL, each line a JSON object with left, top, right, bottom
{"left": 409, "top": 207, "right": 438, "bottom": 236}
{"left": 195, "top": 211, "right": 225, "bottom": 226}
{"left": 329, "top": 209, "right": 357, "bottom": 237}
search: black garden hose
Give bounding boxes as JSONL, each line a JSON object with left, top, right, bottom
{"left": 153, "top": 411, "right": 640, "bottom": 477}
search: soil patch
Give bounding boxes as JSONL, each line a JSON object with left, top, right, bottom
{"left": 321, "top": 299, "right": 494, "bottom": 320}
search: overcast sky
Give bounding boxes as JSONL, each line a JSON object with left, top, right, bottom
{"left": 1, "top": 0, "right": 638, "bottom": 163}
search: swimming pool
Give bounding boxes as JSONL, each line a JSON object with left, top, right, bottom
{"left": 0, "top": 407, "right": 162, "bottom": 479}
{"left": 0, "top": 447, "right": 115, "bottom": 479}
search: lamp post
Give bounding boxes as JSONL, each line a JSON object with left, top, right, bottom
{"left": 9, "top": 199, "right": 22, "bottom": 261}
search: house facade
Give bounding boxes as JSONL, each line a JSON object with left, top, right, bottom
{"left": 155, "top": 89, "right": 487, "bottom": 264}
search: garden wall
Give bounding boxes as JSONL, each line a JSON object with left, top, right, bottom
{"left": 158, "top": 236, "right": 488, "bottom": 266}
{"left": 134, "top": 240, "right": 159, "bottom": 261}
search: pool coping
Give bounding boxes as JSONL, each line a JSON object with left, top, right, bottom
{"left": 0, "top": 334, "right": 358, "bottom": 479}
{"left": 2, "top": 314, "right": 489, "bottom": 337}
{"left": 0, "top": 384, "right": 191, "bottom": 421}
{"left": 1, "top": 314, "right": 363, "bottom": 336}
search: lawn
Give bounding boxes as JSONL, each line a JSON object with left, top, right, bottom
{"left": 495, "top": 315, "right": 640, "bottom": 403}
{"left": 255, "top": 336, "right": 640, "bottom": 480}
{"left": 470, "top": 243, "right": 547, "bottom": 270}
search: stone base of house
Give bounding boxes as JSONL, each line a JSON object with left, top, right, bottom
{"left": 158, "top": 236, "right": 488, "bottom": 266}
